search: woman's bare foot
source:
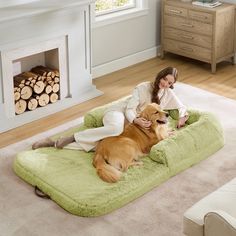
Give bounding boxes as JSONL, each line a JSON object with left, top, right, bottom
{"left": 55, "top": 135, "right": 75, "bottom": 149}
{"left": 32, "top": 138, "right": 55, "bottom": 150}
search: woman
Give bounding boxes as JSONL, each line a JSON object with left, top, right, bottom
{"left": 32, "top": 67, "right": 188, "bottom": 152}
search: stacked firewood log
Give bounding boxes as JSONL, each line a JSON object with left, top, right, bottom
{"left": 14, "top": 66, "right": 60, "bottom": 115}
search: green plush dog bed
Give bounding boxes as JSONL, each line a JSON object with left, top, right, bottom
{"left": 13, "top": 98, "right": 224, "bottom": 217}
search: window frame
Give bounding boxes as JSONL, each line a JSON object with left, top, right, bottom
{"left": 95, "top": 0, "right": 136, "bottom": 17}
{"left": 92, "top": 0, "right": 149, "bottom": 28}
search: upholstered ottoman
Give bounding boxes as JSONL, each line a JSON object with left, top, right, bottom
{"left": 183, "top": 177, "right": 236, "bottom": 236}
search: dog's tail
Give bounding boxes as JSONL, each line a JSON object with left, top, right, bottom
{"left": 93, "top": 153, "right": 122, "bottom": 183}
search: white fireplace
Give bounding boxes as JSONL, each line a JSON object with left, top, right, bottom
{"left": 0, "top": 0, "right": 102, "bottom": 133}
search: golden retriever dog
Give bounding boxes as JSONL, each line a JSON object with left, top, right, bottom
{"left": 93, "top": 103, "right": 169, "bottom": 183}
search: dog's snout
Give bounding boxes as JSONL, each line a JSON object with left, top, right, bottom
{"left": 166, "top": 113, "right": 169, "bottom": 118}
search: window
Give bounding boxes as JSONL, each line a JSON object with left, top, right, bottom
{"left": 95, "top": 0, "right": 136, "bottom": 16}
{"left": 93, "top": 0, "right": 148, "bottom": 28}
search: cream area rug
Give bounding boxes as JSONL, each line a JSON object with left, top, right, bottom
{"left": 0, "top": 82, "right": 236, "bottom": 236}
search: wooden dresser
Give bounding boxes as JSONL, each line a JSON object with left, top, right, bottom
{"left": 161, "top": 0, "right": 235, "bottom": 73}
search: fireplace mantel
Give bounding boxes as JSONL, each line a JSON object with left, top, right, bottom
{"left": 0, "top": 0, "right": 94, "bottom": 23}
{"left": 0, "top": 0, "right": 102, "bottom": 133}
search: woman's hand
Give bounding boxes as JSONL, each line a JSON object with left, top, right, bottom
{"left": 177, "top": 115, "right": 188, "bottom": 129}
{"left": 133, "top": 117, "right": 152, "bottom": 129}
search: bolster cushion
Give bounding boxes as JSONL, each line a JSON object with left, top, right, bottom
{"left": 149, "top": 110, "right": 224, "bottom": 174}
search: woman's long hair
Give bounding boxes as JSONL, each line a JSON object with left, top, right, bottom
{"left": 151, "top": 67, "right": 178, "bottom": 104}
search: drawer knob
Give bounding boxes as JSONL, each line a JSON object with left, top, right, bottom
{"left": 193, "top": 14, "right": 208, "bottom": 19}
{"left": 179, "top": 47, "right": 194, "bottom": 52}
{"left": 169, "top": 9, "right": 182, "bottom": 14}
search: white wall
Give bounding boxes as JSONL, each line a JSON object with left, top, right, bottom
{"left": 91, "top": 0, "right": 235, "bottom": 78}
{"left": 92, "top": 0, "right": 161, "bottom": 77}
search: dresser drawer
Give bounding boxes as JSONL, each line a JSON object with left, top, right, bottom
{"left": 189, "top": 10, "right": 213, "bottom": 24}
{"left": 164, "top": 27, "right": 212, "bottom": 49}
{"left": 164, "top": 15, "right": 213, "bottom": 36}
{"left": 164, "top": 39, "right": 211, "bottom": 61}
{"left": 164, "top": 5, "right": 187, "bottom": 17}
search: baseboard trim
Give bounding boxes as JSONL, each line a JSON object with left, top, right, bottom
{"left": 92, "top": 46, "right": 160, "bottom": 79}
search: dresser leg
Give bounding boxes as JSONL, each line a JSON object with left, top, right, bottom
{"left": 211, "top": 63, "right": 216, "bottom": 73}
{"left": 232, "top": 53, "right": 236, "bottom": 65}
{"left": 159, "top": 47, "right": 165, "bottom": 59}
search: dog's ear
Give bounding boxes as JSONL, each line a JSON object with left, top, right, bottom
{"left": 151, "top": 103, "right": 168, "bottom": 115}
{"left": 140, "top": 104, "right": 154, "bottom": 120}
{"left": 140, "top": 109, "right": 149, "bottom": 120}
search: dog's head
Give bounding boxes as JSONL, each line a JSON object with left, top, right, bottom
{"left": 140, "top": 103, "right": 169, "bottom": 126}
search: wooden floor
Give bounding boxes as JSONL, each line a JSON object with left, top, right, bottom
{"left": 1, "top": 54, "right": 236, "bottom": 148}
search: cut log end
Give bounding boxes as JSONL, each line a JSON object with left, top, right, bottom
{"left": 14, "top": 91, "right": 21, "bottom": 101}
{"left": 28, "top": 98, "right": 38, "bottom": 111}
{"left": 15, "top": 99, "right": 27, "bottom": 115}
{"left": 20, "top": 86, "right": 33, "bottom": 100}
{"left": 52, "top": 83, "right": 60, "bottom": 93}
{"left": 50, "top": 93, "right": 59, "bottom": 103}
{"left": 33, "top": 81, "right": 45, "bottom": 94}
{"left": 38, "top": 93, "right": 50, "bottom": 107}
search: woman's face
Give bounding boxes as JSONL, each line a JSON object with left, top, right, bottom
{"left": 159, "top": 74, "right": 175, "bottom": 89}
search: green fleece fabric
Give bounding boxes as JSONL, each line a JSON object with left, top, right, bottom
{"left": 13, "top": 98, "right": 224, "bottom": 217}
{"left": 150, "top": 111, "right": 224, "bottom": 175}
{"left": 14, "top": 147, "right": 170, "bottom": 217}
